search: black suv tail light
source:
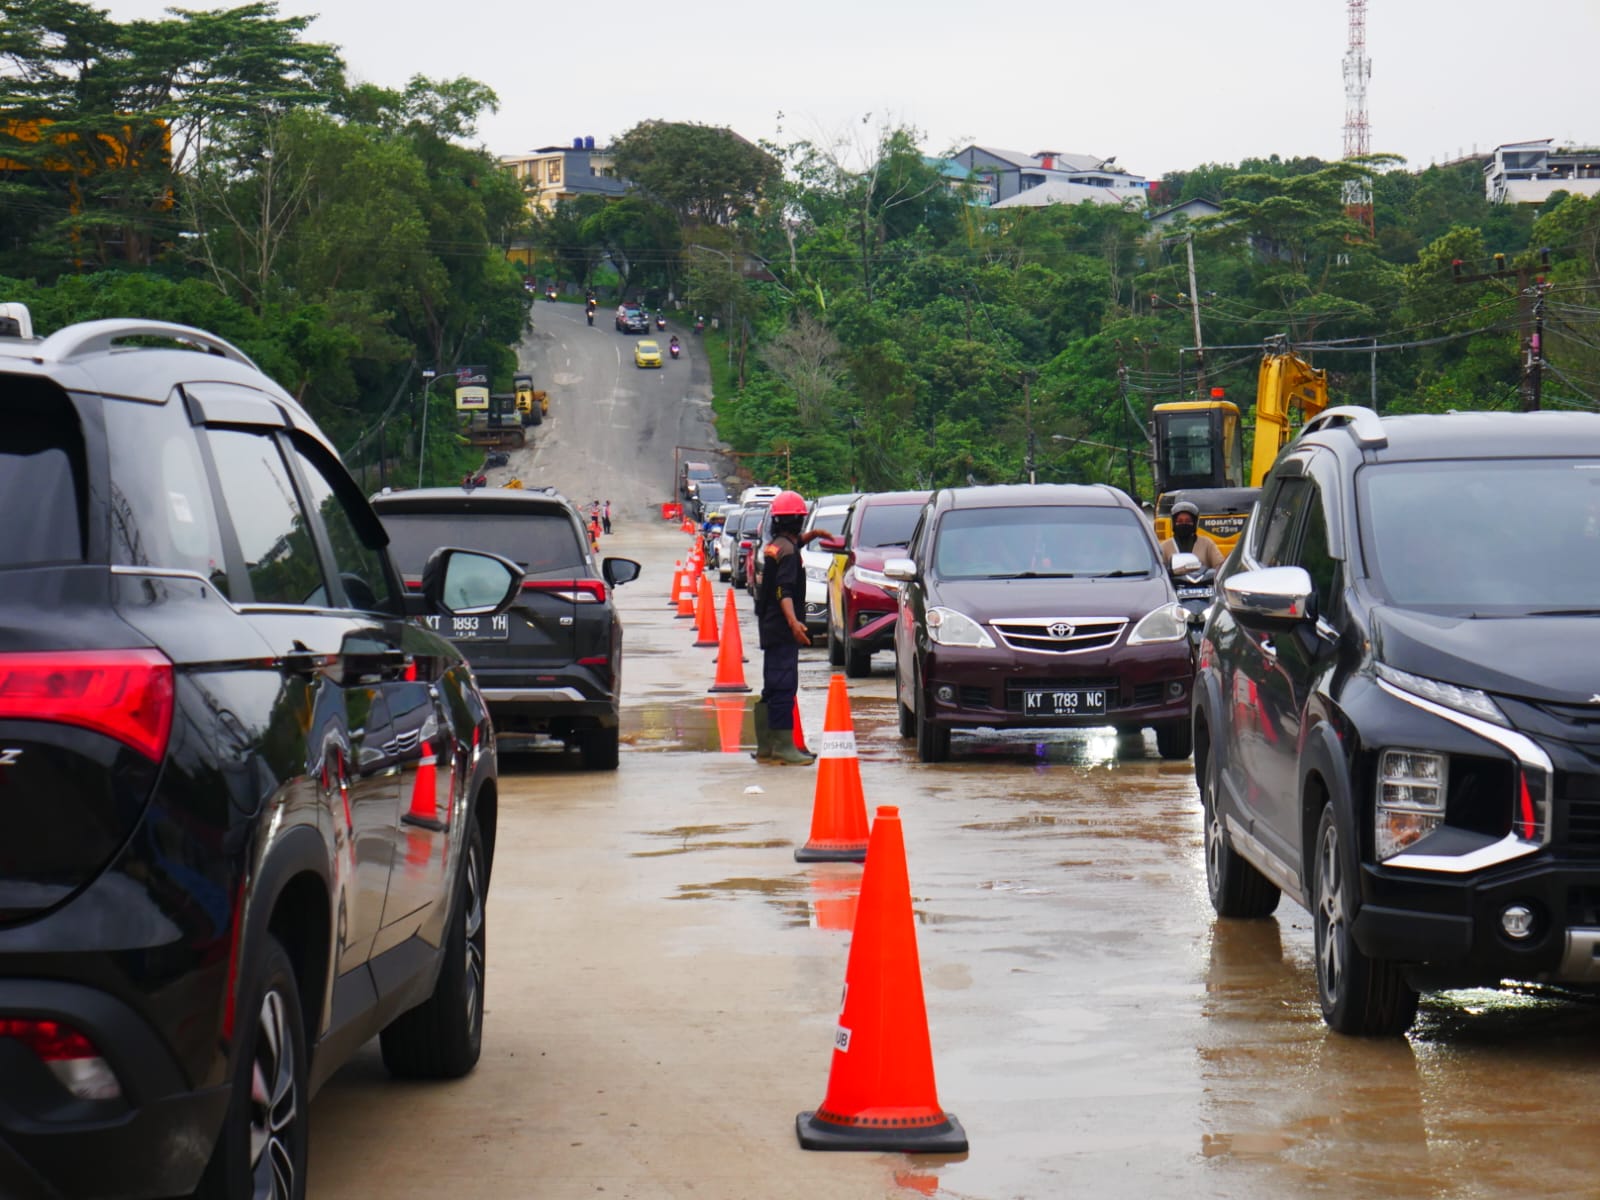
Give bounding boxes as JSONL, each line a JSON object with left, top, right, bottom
{"left": 522, "top": 579, "right": 605, "bottom": 603}
{"left": 0, "top": 649, "right": 174, "bottom": 762}
{"left": 0, "top": 1018, "right": 122, "bottom": 1100}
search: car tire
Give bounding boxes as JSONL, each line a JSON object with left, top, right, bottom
{"left": 1202, "top": 753, "right": 1280, "bottom": 919}
{"left": 827, "top": 621, "right": 845, "bottom": 667}
{"left": 530, "top": 405, "right": 543, "bottom": 427}
{"left": 197, "top": 934, "right": 308, "bottom": 1200}
{"left": 897, "top": 692, "right": 915, "bottom": 739}
{"left": 845, "top": 641, "right": 873, "bottom": 678}
{"left": 578, "top": 725, "right": 620, "bottom": 771}
{"left": 380, "top": 817, "right": 488, "bottom": 1077}
{"left": 1312, "top": 802, "right": 1419, "bottom": 1036}
{"left": 914, "top": 669, "right": 950, "bottom": 763}
{"left": 1154, "top": 720, "right": 1193, "bottom": 760}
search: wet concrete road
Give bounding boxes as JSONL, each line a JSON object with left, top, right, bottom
{"left": 309, "top": 325, "right": 1600, "bottom": 1197}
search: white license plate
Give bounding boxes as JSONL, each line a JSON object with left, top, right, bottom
{"left": 1023, "top": 689, "right": 1107, "bottom": 716}
{"left": 423, "top": 613, "right": 510, "bottom": 642}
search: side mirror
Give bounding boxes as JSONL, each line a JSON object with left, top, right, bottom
{"left": 1222, "top": 566, "right": 1315, "bottom": 624}
{"left": 1168, "top": 552, "right": 1202, "bottom": 576}
{"left": 603, "top": 557, "right": 641, "bottom": 588}
{"left": 420, "top": 547, "right": 523, "bottom": 616}
{"left": 816, "top": 535, "right": 846, "bottom": 554}
{"left": 883, "top": 557, "right": 918, "bottom": 582}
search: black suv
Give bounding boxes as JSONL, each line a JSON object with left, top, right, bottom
{"left": 1, "top": 310, "right": 521, "bottom": 1198}
{"left": 1194, "top": 405, "right": 1600, "bottom": 1035}
{"left": 371, "top": 486, "right": 640, "bottom": 769}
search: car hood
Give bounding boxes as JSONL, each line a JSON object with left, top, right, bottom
{"left": 929, "top": 575, "right": 1171, "bottom": 622}
{"left": 1372, "top": 607, "right": 1600, "bottom": 704}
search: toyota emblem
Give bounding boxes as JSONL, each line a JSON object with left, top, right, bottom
{"left": 1047, "top": 622, "right": 1074, "bottom": 639}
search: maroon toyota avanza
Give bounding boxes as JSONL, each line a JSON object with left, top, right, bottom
{"left": 889, "top": 485, "right": 1196, "bottom": 762}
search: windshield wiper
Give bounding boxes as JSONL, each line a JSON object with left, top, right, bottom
{"left": 1084, "top": 570, "right": 1149, "bottom": 578}
{"left": 985, "top": 571, "right": 1077, "bottom": 579}
{"left": 1525, "top": 608, "right": 1600, "bottom": 617}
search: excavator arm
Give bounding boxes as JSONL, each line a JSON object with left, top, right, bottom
{"left": 1249, "top": 342, "right": 1329, "bottom": 486}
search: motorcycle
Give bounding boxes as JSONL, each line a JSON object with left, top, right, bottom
{"left": 586, "top": 308, "right": 594, "bottom": 326}
{"left": 656, "top": 314, "right": 666, "bottom": 330}
{"left": 668, "top": 338, "right": 681, "bottom": 359}
{"left": 1169, "top": 553, "right": 1216, "bottom": 656}
{"left": 693, "top": 316, "right": 704, "bottom": 335}
{"left": 545, "top": 287, "right": 557, "bottom": 302}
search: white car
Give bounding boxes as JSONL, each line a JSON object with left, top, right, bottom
{"left": 800, "top": 495, "right": 859, "bottom": 631}
{"left": 739, "top": 485, "right": 781, "bottom": 506}
{"left": 715, "top": 505, "right": 745, "bottom": 579}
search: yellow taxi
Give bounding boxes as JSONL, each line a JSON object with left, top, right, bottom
{"left": 634, "top": 340, "right": 662, "bottom": 368}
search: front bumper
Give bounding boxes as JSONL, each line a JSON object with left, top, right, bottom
{"left": 0, "top": 979, "right": 228, "bottom": 1199}
{"left": 1355, "top": 853, "right": 1600, "bottom": 986}
{"left": 920, "top": 640, "right": 1193, "bottom": 731}
{"left": 842, "top": 586, "right": 898, "bottom": 652}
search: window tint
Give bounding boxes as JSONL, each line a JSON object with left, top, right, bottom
{"left": 103, "top": 396, "right": 229, "bottom": 595}
{"left": 1255, "top": 477, "right": 1310, "bottom": 567}
{"left": 1, "top": 380, "right": 85, "bottom": 567}
{"left": 287, "top": 443, "right": 396, "bottom": 613}
{"left": 1296, "top": 487, "right": 1339, "bottom": 617}
{"left": 206, "top": 429, "right": 324, "bottom": 605}
{"left": 933, "top": 506, "right": 1155, "bottom": 579}
{"left": 379, "top": 509, "right": 585, "bottom": 580}
{"left": 857, "top": 503, "right": 923, "bottom": 549}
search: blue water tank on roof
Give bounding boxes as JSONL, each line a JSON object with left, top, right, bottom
{"left": 573, "top": 136, "right": 582, "bottom": 148}
{"left": 585, "top": 136, "right": 595, "bottom": 150}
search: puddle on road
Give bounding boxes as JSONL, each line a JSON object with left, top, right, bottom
{"left": 630, "top": 822, "right": 790, "bottom": 857}
{"left": 669, "top": 870, "right": 865, "bottom": 930}
{"left": 623, "top": 697, "right": 752, "bottom": 754}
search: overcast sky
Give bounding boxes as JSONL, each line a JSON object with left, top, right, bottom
{"left": 95, "top": 0, "right": 1597, "bottom": 179}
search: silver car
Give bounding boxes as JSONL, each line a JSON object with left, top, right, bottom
{"left": 715, "top": 505, "right": 745, "bottom": 580}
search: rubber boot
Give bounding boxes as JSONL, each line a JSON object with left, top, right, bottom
{"left": 769, "top": 728, "right": 816, "bottom": 766}
{"left": 750, "top": 699, "right": 775, "bottom": 761}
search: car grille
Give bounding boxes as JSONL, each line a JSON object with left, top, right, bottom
{"left": 1004, "top": 677, "right": 1119, "bottom": 713}
{"left": 992, "top": 617, "right": 1125, "bottom": 655}
{"left": 960, "top": 685, "right": 994, "bottom": 709}
{"left": 1560, "top": 771, "right": 1600, "bottom": 851}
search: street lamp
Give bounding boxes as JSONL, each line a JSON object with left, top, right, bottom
{"left": 417, "top": 367, "right": 453, "bottom": 488}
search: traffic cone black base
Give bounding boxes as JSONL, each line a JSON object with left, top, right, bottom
{"left": 795, "top": 1111, "right": 967, "bottom": 1154}
{"left": 794, "top": 842, "right": 866, "bottom": 864}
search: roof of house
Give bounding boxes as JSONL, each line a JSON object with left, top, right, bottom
{"left": 992, "top": 181, "right": 1145, "bottom": 210}
{"left": 1148, "top": 197, "right": 1224, "bottom": 223}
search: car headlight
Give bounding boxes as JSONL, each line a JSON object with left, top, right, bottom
{"left": 852, "top": 566, "right": 899, "bottom": 592}
{"left": 805, "top": 565, "right": 829, "bottom": 583}
{"left": 1127, "top": 602, "right": 1189, "bottom": 645}
{"left": 1375, "top": 749, "right": 1447, "bottom": 859}
{"left": 1376, "top": 663, "right": 1508, "bottom": 728}
{"left": 926, "top": 607, "right": 993, "bottom": 648}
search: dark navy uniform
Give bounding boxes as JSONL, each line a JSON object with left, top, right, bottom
{"left": 755, "top": 534, "right": 804, "bottom": 731}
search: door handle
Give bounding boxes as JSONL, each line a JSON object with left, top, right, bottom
{"left": 280, "top": 643, "right": 332, "bottom": 675}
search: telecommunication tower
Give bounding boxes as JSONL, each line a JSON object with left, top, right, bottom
{"left": 1342, "top": 0, "right": 1374, "bottom": 236}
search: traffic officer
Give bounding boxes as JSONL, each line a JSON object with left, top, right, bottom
{"left": 753, "top": 490, "right": 830, "bottom": 765}
{"left": 1160, "top": 499, "right": 1225, "bottom": 570}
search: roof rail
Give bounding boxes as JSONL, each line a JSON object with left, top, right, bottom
{"left": 1300, "top": 405, "right": 1387, "bottom": 449}
{"left": 33, "top": 319, "right": 258, "bottom": 370}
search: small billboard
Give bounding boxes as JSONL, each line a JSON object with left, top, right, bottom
{"left": 453, "top": 364, "right": 490, "bottom": 411}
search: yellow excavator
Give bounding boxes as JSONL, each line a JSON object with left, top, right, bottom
{"left": 1152, "top": 336, "right": 1329, "bottom": 556}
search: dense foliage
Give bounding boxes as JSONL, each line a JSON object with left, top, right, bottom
{"left": 0, "top": 0, "right": 531, "bottom": 484}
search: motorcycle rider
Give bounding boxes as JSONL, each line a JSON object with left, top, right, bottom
{"left": 668, "top": 335, "right": 680, "bottom": 357}
{"left": 1160, "top": 499, "right": 1224, "bottom": 570}
{"left": 752, "top": 490, "right": 830, "bottom": 765}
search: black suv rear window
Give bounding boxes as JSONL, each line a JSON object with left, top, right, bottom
{"left": 380, "top": 509, "right": 586, "bottom": 579}
{"left": 1, "top": 379, "right": 86, "bottom": 567}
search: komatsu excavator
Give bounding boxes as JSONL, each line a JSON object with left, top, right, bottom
{"left": 1151, "top": 336, "right": 1329, "bottom": 556}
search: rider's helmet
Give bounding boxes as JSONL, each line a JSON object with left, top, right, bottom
{"left": 1170, "top": 499, "right": 1200, "bottom": 521}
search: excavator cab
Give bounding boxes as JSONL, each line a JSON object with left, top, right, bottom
{"left": 1152, "top": 397, "right": 1256, "bottom": 553}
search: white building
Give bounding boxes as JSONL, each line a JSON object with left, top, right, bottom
{"left": 950, "top": 146, "right": 1148, "bottom": 208}
{"left": 1484, "top": 139, "right": 1600, "bottom": 205}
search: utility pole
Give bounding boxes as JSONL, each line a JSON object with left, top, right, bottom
{"left": 1184, "top": 233, "right": 1206, "bottom": 398}
{"left": 1019, "top": 370, "right": 1038, "bottom": 484}
{"left": 1453, "top": 249, "right": 1551, "bottom": 411}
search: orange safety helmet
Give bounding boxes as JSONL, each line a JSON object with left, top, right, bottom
{"left": 770, "top": 490, "right": 807, "bottom": 516}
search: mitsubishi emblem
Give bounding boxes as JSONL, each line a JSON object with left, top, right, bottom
{"left": 1047, "top": 622, "right": 1075, "bottom": 639}
{"left": 1590, "top": 694, "right": 1600, "bottom": 705}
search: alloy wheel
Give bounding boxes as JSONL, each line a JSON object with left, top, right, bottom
{"left": 463, "top": 839, "right": 485, "bottom": 1036}
{"left": 249, "top": 989, "right": 299, "bottom": 1200}
{"left": 1316, "top": 821, "right": 1346, "bottom": 1003}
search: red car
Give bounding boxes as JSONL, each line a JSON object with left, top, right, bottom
{"left": 821, "top": 490, "right": 931, "bottom": 676}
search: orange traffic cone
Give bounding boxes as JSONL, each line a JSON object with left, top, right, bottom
{"left": 793, "top": 698, "right": 811, "bottom": 755}
{"left": 796, "top": 806, "right": 967, "bottom": 1154}
{"left": 675, "top": 567, "right": 699, "bottom": 618}
{"left": 708, "top": 694, "right": 746, "bottom": 754}
{"left": 794, "top": 674, "right": 869, "bottom": 863}
{"left": 708, "top": 588, "right": 752, "bottom": 693}
{"left": 401, "top": 742, "right": 446, "bottom": 832}
{"left": 693, "top": 574, "right": 720, "bottom": 647}
{"left": 681, "top": 515, "right": 697, "bottom": 534}
{"left": 666, "top": 561, "right": 684, "bottom": 608}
